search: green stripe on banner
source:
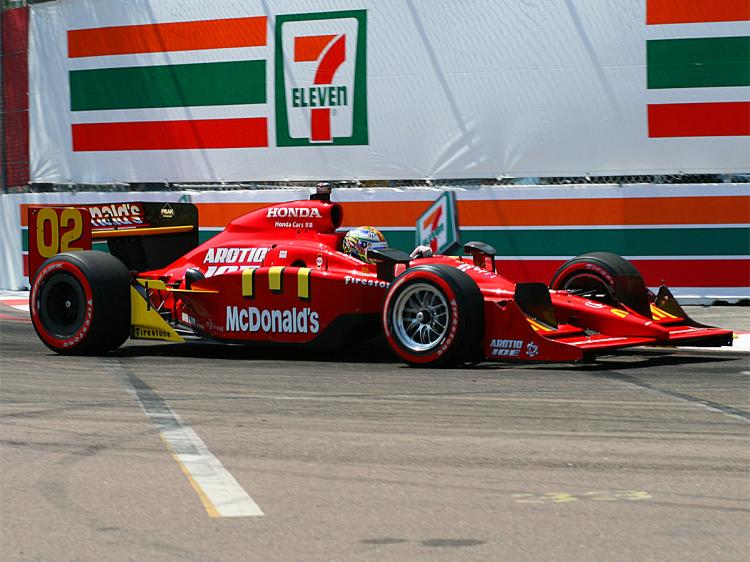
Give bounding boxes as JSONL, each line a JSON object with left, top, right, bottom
{"left": 199, "top": 231, "right": 219, "bottom": 244}
{"left": 647, "top": 37, "right": 750, "bottom": 89}
{"left": 381, "top": 228, "right": 750, "bottom": 257}
{"left": 22, "top": 228, "right": 750, "bottom": 257}
{"left": 70, "top": 60, "right": 267, "bottom": 111}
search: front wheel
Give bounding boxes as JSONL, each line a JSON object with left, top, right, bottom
{"left": 550, "top": 251, "right": 654, "bottom": 317}
{"left": 30, "top": 251, "right": 131, "bottom": 355}
{"left": 550, "top": 252, "right": 640, "bottom": 305}
{"left": 383, "top": 265, "right": 483, "bottom": 367}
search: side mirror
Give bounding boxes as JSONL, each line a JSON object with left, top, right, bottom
{"left": 368, "top": 248, "right": 412, "bottom": 282}
{"left": 464, "top": 241, "right": 497, "bottom": 272}
{"left": 185, "top": 268, "right": 205, "bottom": 290}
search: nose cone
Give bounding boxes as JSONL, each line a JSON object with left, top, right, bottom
{"left": 551, "top": 293, "right": 673, "bottom": 341}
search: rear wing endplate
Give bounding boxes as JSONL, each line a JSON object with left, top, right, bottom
{"left": 27, "top": 202, "right": 198, "bottom": 279}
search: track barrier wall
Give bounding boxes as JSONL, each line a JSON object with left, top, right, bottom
{"left": 4, "top": 1, "right": 747, "bottom": 299}
{"left": 2, "top": 185, "right": 748, "bottom": 302}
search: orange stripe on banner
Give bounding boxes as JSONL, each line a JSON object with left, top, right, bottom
{"left": 294, "top": 35, "right": 335, "bottom": 62}
{"left": 336, "top": 197, "right": 750, "bottom": 229}
{"left": 194, "top": 203, "right": 271, "bottom": 227}
{"left": 68, "top": 17, "right": 267, "bottom": 58}
{"left": 647, "top": 0, "right": 750, "bottom": 24}
{"left": 72, "top": 118, "right": 268, "bottom": 151}
{"left": 20, "top": 196, "right": 750, "bottom": 228}
{"left": 648, "top": 102, "right": 750, "bottom": 138}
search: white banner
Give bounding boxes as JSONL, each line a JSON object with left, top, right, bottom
{"left": 30, "top": 0, "right": 750, "bottom": 182}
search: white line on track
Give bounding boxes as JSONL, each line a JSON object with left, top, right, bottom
{"left": 106, "top": 360, "right": 264, "bottom": 518}
{"left": 596, "top": 373, "right": 750, "bottom": 424}
{"left": 681, "top": 333, "right": 750, "bottom": 353}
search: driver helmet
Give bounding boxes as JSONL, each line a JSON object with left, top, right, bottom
{"left": 342, "top": 226, "right": 388, "bottom": 263}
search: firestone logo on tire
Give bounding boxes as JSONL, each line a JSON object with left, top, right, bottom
{"left": 275, "top": 10, "right": 368, "bottom": 147}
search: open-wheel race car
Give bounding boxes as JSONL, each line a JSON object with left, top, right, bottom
{"left": 27, "top": 192, "right": 733, "bottom": 366}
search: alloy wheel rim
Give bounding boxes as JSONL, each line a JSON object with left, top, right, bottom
{"left": 392, "top": 283, "right": 449, "bottom": 352}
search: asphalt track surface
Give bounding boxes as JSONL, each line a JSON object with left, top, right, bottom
{"left": 1, "top": 304, "right": 749, "bottom": 561}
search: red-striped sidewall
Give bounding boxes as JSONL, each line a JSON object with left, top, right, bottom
{"left": 551, "top": 261, "right": 617, "bottom": 291}
{"left": 30, "top": 260, "right": 94, "bottom": 350}
{"left": 383, "top": 269, "right": 460, "bottom": 365}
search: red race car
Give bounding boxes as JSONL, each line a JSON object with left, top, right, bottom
{"left": 27, "top": 192, "right": 733, "bottom": 366}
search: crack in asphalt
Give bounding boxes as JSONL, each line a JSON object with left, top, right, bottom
{"left": 592, "top": 371, "right": 750, "bottom": 423}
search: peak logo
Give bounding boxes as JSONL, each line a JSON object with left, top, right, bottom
{"left": 275, "top": 10, "right": 368, "bottom": 146}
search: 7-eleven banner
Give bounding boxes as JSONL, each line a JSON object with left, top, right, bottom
{"left": 29, "top": 0, "right": 750, "bottom": 183}
{"left": 67, "top": 17, "right": 269, "bottom": 151}
{"left": 275, "top": 11, "right": 367, "bottom": 146}
{"left": 646, "top": 0, "right": 750, "bottom": 137}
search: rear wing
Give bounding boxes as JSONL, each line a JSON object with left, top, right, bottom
{"left": 28, "top": 202, "right": 198, "bottom": 279}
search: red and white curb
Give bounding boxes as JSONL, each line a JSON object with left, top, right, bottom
{"left": 684, "top": 332, "right": 750, "bottom": 353}
{"left": 734, "top": 333, "right": 750, "bottom": 352}
{"left": 0, "top": 292, "right": 29, "bottom": 312}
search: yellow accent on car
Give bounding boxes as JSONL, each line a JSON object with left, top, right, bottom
{"left": 611, "top": 308, "right": 630, "bottom": 319}
{"left": 242, "top": 268, "right": 255, "bottom": 297}
{"left": 526, "top": 317, "right": 553, "bottom": 332}
{"left": 136, "top": 278, "right": 217, "bottom": 294}
{"left": 268, "top": 266, "right": 284, "bottom": 292}
{"left": 130, "top": 286, "right": 184, "bottom": 343}
{"left": 650, "top": 304, "right": 677, "bottom": 319}
{"left": 168, "top": 288, "right": 219, "bottom": 294}
{"left": 297, "top": 268, "right": 312, "bottom": 299}
{"left": 93, "top": 225, "right": 193, "bottom": 239}
{"left": 136, "top": 278, "right": 168, "bottom": 291}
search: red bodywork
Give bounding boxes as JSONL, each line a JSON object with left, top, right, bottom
{"left": 131, "top": 198, "right": 733, "bottom": 363}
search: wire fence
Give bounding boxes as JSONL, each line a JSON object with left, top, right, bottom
{"left": 8, "top": 174, "right": 747, "bottom": 194}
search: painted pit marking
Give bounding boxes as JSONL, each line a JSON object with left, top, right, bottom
{"left": 512, "top": 490, "right": 652, "bottom": 504}
{"left": 108, "top": 361, "right": 264, "bottom": 517}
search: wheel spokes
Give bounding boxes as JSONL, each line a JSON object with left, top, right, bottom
{"left": 392, "top": 283, "right": 451, "bottom": 352}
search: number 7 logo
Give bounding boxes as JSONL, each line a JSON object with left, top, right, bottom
{"left": 275, "top": 10, "right": 368, "bottom": 147}
{"left": 294, "top": 34, "right": 346, "bottom": 142}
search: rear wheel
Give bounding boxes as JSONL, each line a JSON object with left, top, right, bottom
{"left": 550, "top": 252, "right": 640, "bottom": 305}
{"left": 383, "top": 265, "right": 483, "bottom": 367}
{"left": 30, "top": 251, "right": 131, "bottom": 355}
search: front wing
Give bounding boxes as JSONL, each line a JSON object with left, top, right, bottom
{"left": 482, "top": 297, "right": 733, "bottom": 363}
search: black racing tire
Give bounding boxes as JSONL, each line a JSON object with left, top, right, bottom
{"left": 549, "top": 251, "right": 641, "bottom": 305}
{"left": 30, "top": 251, "right": 131, "bottom": 355}
{"left": 383, "top": 264, "right": 484, "bottom": 367}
